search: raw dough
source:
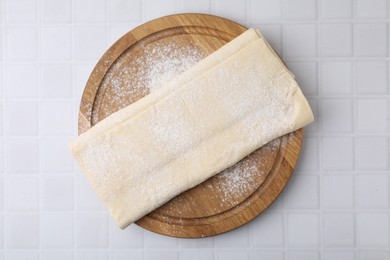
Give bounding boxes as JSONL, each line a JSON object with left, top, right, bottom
{"left": 69, "top": 29, "right": 314, "bottom": 229}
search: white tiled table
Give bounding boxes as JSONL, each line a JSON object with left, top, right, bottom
{"left": 1, "top": 0, "right": 389, "bottom": 259}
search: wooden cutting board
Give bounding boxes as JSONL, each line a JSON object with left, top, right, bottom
{"left": 78, "top": 13, "right": 304, "bottom": 238}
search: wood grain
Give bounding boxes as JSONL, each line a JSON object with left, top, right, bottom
{"left": 78, "top": 13, "right": 304, "bottom": 238}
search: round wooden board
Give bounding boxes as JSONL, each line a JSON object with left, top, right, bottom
{"left": 78, "top": 13, "right": 304, "bottom": 238}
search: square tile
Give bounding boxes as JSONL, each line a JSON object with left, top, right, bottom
{"left": 285, "top": 175, "right": 319, "bottom": 209}
{"left": 320, "top": 24, "right": 352, "bottom": 57}
{"left": 357, "top": 137, "right": 388, "bottom": 170}
{"left": 6, "top": 139, "right": 39, "bottom": 173}
{"left": 75, "top": 26, "right": 107, "bottom": 61}
{"left": 324, "top": 213, "right": 355, "bottom": 247}
{"left": 76, "top": 213, "right": 109, "bottom": 248}
{"left": 180, "top": 251, "right": 214, "bottom": 260}
{"left": 110, "top": 0, "right": 141, "bottom": 22}
{"left": 323, "top": 175, "right": 354, "bottom": 209}
{"left": 42, "top": 213, "right": 73, "bottom": 248}
{"left": 252, "top": 212, "right": 284, "bottom": 247}
{"left": 215, "top": 0, "right": 247, "bottom": 21}
{"left": 41, "top": 251, "right": 74, "bottom": 260}
{"left": 215, "top": 225, "right": 249, "bottom": 248}
{"left": 285, "top": 0, "right": 317, "bottom": 20}
{"left": 112, "top": 251, "right": 143, "bottom": 260}
{"left": 6, "top": 214, "right": 39, "bottom": 249}
{"left": 144, "top": 230, "right": 179, "bottom": 248}
{"left": 358, "top": 213, "right": 390, "bottom": 247}
{"left": 5, "top": 176, "right": 38, "bottom": 211}
{"left": 75, "top": 251, "right": 109, "bottom": 260}
{"left": 0, "top": 178, "right": 4, "bottom": 209}
{"left": 41, "top": 102, "right": 74, "bottom": 136}
{"left": 145, "top": 251, "right": 179, "bottom": 260}
{"left": 41, "top": 64, "right": 72, "bottom": 98}
{"left": 322, "top": 99, "right": 353, "bottom": 133}
{"left": 321, "top": 61, "right": 352, "bottom": 95}
{"left": 286, "top": 62, "right": 317, "bottom": 96}
{"left": 142, "top": 0, "right": 177, "bottom": 21}
{"left": 249, "top": 0, "right": 282, "bottom": 20}
{"left": 357, "top": 0, "right": 388, "bottom": 19}
{"left": 6, "top": 101, "right": 38, "bottom": 136}
{"left": 217, "top": 251, "right": 248, "bottom": 260}
{"left": 252, "top": 251, "right": 284, "bottom": 260}
{"left": 284, "top": 24, "right": 317, "bottom": 58}
{"left": 0, "top": 216, "right": 4, "bottom": 247}
{"left": 6, "top": 27, "right": 37, "bottom": 61}
{"left": 323, "top": 251, "right": 355, "bottom": 260}
{"left": 356, "top": 61, "right": 388, "bottom": 94}
{"left": 75, "top": 63, "right": 95, "bottom": 100}
{"left": 5, "top": 0, "right": 36, "bottom": 23}
{"left": 5, "top": 64, "right": 38, "bottom": 98}
{"left": 6, "top": 252, "right": 38, "bottom": 260}
{"left": 41, "top": 176, "right": 74, "bottom": 211}
{"left": 321, "top": 0, "right": 352, "bottom": 19}
{"left": 41, "top": 137, "right": 74, "bottom": 173}
{"left": 111, "top": 220, "right": 144, "bottom": 248}
{"left": 287, "top": 251, "right": 320, "bottom": 260}
{"left": 287, "top": 213, "right": 320, "bottom": 247}
{"left": 40, "top": 0, "right": 72, "bottom": 23}
{"left": 178, "top": 0, "right": 211, "bottom": 13}
{"left": 40, "top": 27, "right": 72, "bottom": 60}
{"left": 357, "top": 99, "right": 388, "bottom": 133}
{"left": 358, "top": 174, "right": 389, "bottom": 208}
{"left": 359, "top": 251, "right": 390, "bottom": 260}
{"left": 256, "top": 25, "right": 282, "bottom": 56}
{"left": 355, "top": 24, "right": 388, "bottom": 57}
{"left": 75, "top": 174, "right": 105, "bottom": 211}
{"left": 75, "top": 0, "right": 106, "bottom": 22}
{"left": 322, "top": 137, "right": 354, "bottom": 171}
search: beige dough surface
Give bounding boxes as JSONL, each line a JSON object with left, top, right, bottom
{"left": 69, "top": 29, "right": 314, "bottom": 229}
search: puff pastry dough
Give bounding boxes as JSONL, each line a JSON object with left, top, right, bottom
{"left": 69, "top": 29, "right": 314, "bottom": 229}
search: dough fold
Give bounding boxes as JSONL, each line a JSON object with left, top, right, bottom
{"left": 69, "top": 28, "right": 314, "bottom": 229}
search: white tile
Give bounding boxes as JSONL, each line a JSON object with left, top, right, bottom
{"left": 40, "top": 0, "right": 72, "bottom": 23}
{"left": 144, "top": 230, "right": 179, "bottom": 248}
{"left": 252, "top": 212, "right": 284, "bottom": 247}
{"left": 305, "top": 98, "right": 319, "bottom": 134}
{"left": 359, "top": 251, "right": 390, "bottom": 260}
{"left": 76, "top": 213, "right": 109, "bottom": 248}
{"left": 180, "top": 251, "right": 214, "bottom": 260}
{"left": 357, "top": 99, "right": 388, "bottom": 134}
{"left": 357, "top": 137, "right": 388, "bottom": 170}
{"left": 40, "top": 27, "right": 72, "bottom": 60}
{"left": 320, "top": 24, "right": 352, "bottom": 57}
{"left": 323, "top": 175, "right": 354, "bottom": 209}
{"left": 323, "top": 251, "right": 355, "bottom": 260}
{"left": 180, "top": 236, "right": 214, "bottom": 248}
{"left": 358, "top": 213, "right": 390, "bottom": 247}
{"left": 5, "top": 252, "right": 38, "bottom": 260}
{"left": 41, "top": 137, "right": 74, "bottom": 173}
{"left": 322, "top": 99, "right": 353, "bottom": 133}
{"left": 5, "top": 64, "right": 38, "bottom": 98}
{"left": 41, "top": 176, "right": 74, "bottom": 211}
{"left": 287, "top": 213, "right": 320, "bottom": 247}
{"left": 286, "top": 62, "right": 317, "bottom": 96}
{"left": 5, "top": 0, "right": 36, "bottom": 23}
{"left": 286, "top": 175, "right": 319, "bottom": 209}
{"left": 358, "top": 175, "right": 389, "bottom": 208}
{"left": 355, "top": 24, "right": 388, "bottom": 57}
{"left": 6, "top": 101, "right": 38, "bottom": 136}
{"left": 74, "top": 63, "right": 95, "bottom": 100}
{"left": 356, "top": 61, "right": 388, "bottom": 94}
{"left": 256, "top": 25, "right": 282, "bottom": 56}
{"left": 40, "top": 251, "right": 74, "bottom": 260}
{"left": 112, "top": 251, "right": 143, "bottom": 260}
{"left": 75, "top": 174, "right": 105, "bottom": 211}
{"left": 215, "top": 225, "right": 249, "bottom": 248}
{"left": 321, "top": 61, "right": 352, "bottom": 95}
{"left": 324, "top": 213, "right": 355, "bottom": 247}
{"left": 41, "top": 64, "right": 73, "bottom": 98}
{"left": 143, "top": 0, "right": 177, "bottom": 21}
{"left": 75, "top": 0, "right": 106, "bottom": 22}
{"left": 5, "top": 176, "right": 38, "bottom": 211}
{"left": 75, "top": 251, "right": 108, "bottom": 260}
{"left": 287, "top": 251, "right": 320, "bottom": 260}
{"left": 75, "top": 26, "right": 107, "bottom": 61}
{"left": 285, "top": 0, "right": 316, "bottom": 20}
{"left": 323, "top": 137, "right": 354, "bottom": 171}
{"left": 6, "top": 27, "right": 37, "bottom": 61}
{"left": 284, "top": 24, "right": 317, "bottom": 58}
{"left": 249, "top": 0, "right": 282, "bottom": 20}
{"left": 217, "top": 251, "right": 249, "bottom": 260}
{"left": 110, "top": 0, "right": 141, "bottom": 22}
{"left": 320, "top": 0, "right": 352, "bottom": 19}
{"left": 0, "top": 178, "right": 4, "bottom": 209}
{"left": 145, "top": 251, "right": 179, "bottom": 260}
{"left": 109, "top": 24, "right": 139, "bottom": 46}
{"left": 42, "top": 213, "right": 73, "bottom": 248}
{"left": 6, "top": 214, "right": 39, "bottom": 249}
{"left": 111, "top": 220, "right": 144, "bottom": 248}
{"left": 0, "top": 216, "right": 4, "bottom": 247}
{"left": 252, "top": 251, "right": 284, "bottom": 260}
{"left": 295, "top": 137, "right": 319, "bottom": 171}
{"left": 41, "top": 102, "right": 74, "bottom": 136}
{"left": 6, "top": 139, "right": 39, "bottom": 173}
{"left": 357, "top": 0, "right": 388, "bottom": 19}
{"left": 215, "top": 0, "right": 247, "bottom": 21}
{"left": 178, "top": 0, "right": 211, "bottom": 13}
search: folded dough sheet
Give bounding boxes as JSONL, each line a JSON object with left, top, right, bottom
{"left": 69, "top": 28, "right": 314, "bottom": 229}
